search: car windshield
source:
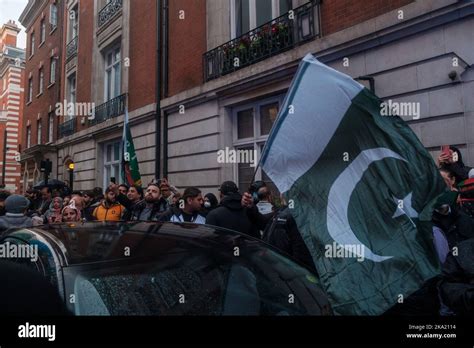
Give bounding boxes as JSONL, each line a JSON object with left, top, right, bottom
{"left": 62, "top": 230, "right": 331, "bottom": 316}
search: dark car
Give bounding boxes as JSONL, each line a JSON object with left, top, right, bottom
{"left": 0, "top": 221, "right": 332, "bottom": 316}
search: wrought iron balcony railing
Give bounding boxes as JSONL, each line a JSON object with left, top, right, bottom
{"left": 98, "top": 0, "right": 123, "bottom": 28}
{"left": 66, "top": 36, "right": 78, "bottom": 61}
{"left": 58, "top": 118, "right": 76, "bottom": 138}
{"left": 89, "top": 93, "right": 127, "bottom": 126}
{"left": 203, "top": 0, "right": 320, "bottom": 82}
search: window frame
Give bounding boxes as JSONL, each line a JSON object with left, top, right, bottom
{"left": 102, "top": 139, "right": 122, "bottom": 189}
{"left": 231, "top": 0, "right": 293, "bottom": 39}
{"left": 50, "top": 3, "right": 58, "bottom": 31}
{"left": 231, "top": 95, "right": 284, "bottom": 192}
{"left": 38, "top": 68, "right": 44, "bottom": 95}
{"left": 40, "top": 19, "right": 46, "bottom": 44}
{"left": 26, "top": 126, "right": 31, "bottom": 148}
{"left": 49, "top": 57, "right": 57, "bottom": 84}
{"left": 103, "top": 44, "right": 121, "bottom": 102}
{"left": 48, "top": 112, "right": 54, "bottom": 143}
{"left": 37, "top": 120, "right": 42, "bottom": 145}
{"left": 67, "top": 72, "right": 77, "bottom": 119}
{"left": 27, "top": 77, "right": 33, "bottom": 103}
{"left": 30, "top": 32, "right": 35, "bottom": 57}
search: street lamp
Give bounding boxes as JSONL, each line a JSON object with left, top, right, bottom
{"left": 68, "top": 162, "right": 74, "bottom": 191}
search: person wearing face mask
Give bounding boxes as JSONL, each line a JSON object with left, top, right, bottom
{"left": 202, "top": 193, "right": 218, "bottom": 216}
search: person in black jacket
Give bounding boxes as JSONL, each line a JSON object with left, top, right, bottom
{"left": 432, "top": 191, "right": 474, "bottom": 249}
{"left": 123, "top": 182, "right": 169, "bottom": 221}
{"left": 439, "top": 237, "right": 474, "bottom": 316}
{"left": 242, "top": 192, "right": 316, "bottom": 273}
{"left": 205, "top": 181, "right": 260, "bottom": 239}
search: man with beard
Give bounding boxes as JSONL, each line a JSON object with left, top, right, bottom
{"left": 126, "top": 182, "right": 169, "bottom": 221}
{"left": 160, "top": 187, "right": 206, "bottom": 224}
{"left": 92, "top": 187, "right": 125, "bottom": 222}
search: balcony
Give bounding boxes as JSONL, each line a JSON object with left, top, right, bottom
{"left": 66, "top": 36, "right": 78, "bottom": 62}
{"left": 58, "top": 118, "right": 76, "bottom": 138}
{"left": 203, "top": 0, "right": 321, "bottom": 82}
{"left": 98, "top": 0, "right": 123, "bottom": 28}
{"left": 89, "top": 93, "right": 127, "bottom": 126}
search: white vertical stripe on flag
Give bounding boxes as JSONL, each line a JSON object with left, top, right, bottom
{"left": 261, "top": 54, "right": 364, "bottom": 193}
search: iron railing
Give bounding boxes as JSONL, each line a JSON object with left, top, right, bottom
{"left": 89, "top": 93, "right": 127, "bottom": 126}
{"left": 66, "top": 36, "right": 78, "bottom": 61}
{"left": 58, "top": 118, "right": 76, "bottom": 138}
{"left": 98, "top": 0, "right": 123, "bottom": 28}
{"left": 203, "top": 0, "right": 320, "bottom": 82}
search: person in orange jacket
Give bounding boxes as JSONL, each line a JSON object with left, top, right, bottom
{"left": 92, "top": 187, "right": 125, "bottom": 221}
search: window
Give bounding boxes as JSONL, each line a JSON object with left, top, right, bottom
{"left": 27, "top": 77, "right": 33, "bottom": 103}
{"left": 40, "top": 19, "right": 46, "bottom": 43}
{"left": 38, "top": 68, "right": 44, "bottom": 95}
{"left": 30, "top": 32, "right": 35, "bottom": 56}
{"left": 104, "top": 46, "right": 121, "bottom": 101}
{"left": 50, "top": 3, "right": 58, "bottom": 30}
{"left": 50, "top": 57, "right": 56, "bottom": 84}
{"left": 234, "top": 0, "right": 293, "bottom": 37}
{"left": 26, "top": 126, "right": 31, "bottom": 148}
{"left": 48, "top": 112, "right": 54, "bottom": 143}
{"left": 103, "top": 140, "right": 122, "bottom": 188}
{"left": 69, "top": 6, "right": 79, "bottom": 41}
{"left": 37, "top": 120, "right": 42, "bottom": 145}
{"left": 232, "top": 96, "right": 283, "bottom": 194}
{"left": 67, "top": 73, "right": 76, "bottom": 119}
{"left": 61, "top": 226, "right": 329, "bottom": 315}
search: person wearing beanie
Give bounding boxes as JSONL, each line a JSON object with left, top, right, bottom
{"left": 0, "top": 194, "right": 34, "bottom": 235}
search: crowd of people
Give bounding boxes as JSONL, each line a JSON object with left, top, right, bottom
{"left": 0, "top": 145, "right": 473, "bottom": 315}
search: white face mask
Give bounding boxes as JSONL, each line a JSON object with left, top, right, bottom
{"left": 204, "top": 201, "right": 211, "bottom": 208}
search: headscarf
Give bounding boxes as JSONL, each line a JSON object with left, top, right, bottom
{"left": 45, "top": 196, "right": 64, "bottom": 224}
{"left": 61, "top": 200, "right": 82, "bottom": 221}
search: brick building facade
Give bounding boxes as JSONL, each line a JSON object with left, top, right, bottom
{"left": 17, "top": 0, "right": 474, "bottom": 195}
{"left": 161, "top": 0, "right": 474, "bottom": 197}
{"left": 0, "top": 20, "right": 25, "bottom": 193}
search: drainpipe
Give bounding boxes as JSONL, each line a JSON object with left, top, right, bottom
{"left": 163, "top": 0, "right": 169, "bottom": 98}
{"left": 163, "top": 110, "right": 168, "bottom": 178}
{"left": 155, "top": 0, "right": 162, "bottom": 180}
{"left": 356, "top": 76, "right": 375, "bottom": 93}
{"left": 160, "top": 0, "right": 169, "bottom": 179}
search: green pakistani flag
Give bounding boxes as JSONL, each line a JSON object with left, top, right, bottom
{"left": 260, "top": 54, "right": 447, "bottom": 315}
{"left": 121, "top": 108, "right": 142, "bottom": 186}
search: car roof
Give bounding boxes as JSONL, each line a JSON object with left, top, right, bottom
{"left": 4, "top": 221, "right": 264, "bottom": 266}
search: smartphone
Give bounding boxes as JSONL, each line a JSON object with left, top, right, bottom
{"left": 441, "top": 145, "right": 450, "bottom": 157}
{"left": 110, "top": 177, "right": 116, "bottom": 184}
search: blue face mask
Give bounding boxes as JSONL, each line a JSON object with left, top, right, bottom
{"left": 204, "top": 201, "right": 211, "bottom": 209}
